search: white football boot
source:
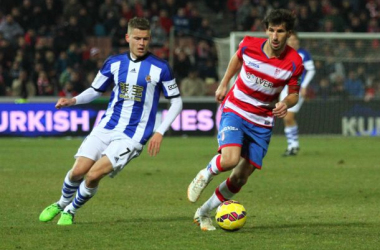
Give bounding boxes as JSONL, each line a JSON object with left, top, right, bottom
{"left": 193, "top": 208, "right": 216, "bottom": 231}
{"left": 187, "top": 169, "right": 212, "bottom": 203}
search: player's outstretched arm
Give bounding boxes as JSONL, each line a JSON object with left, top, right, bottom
{"left": 272, "top": 101, "right": 288, "bottom": 118}
{"left": 148, "top": 132, "right": 163, "bottom": 157}
{"left": 149, "top": 96, "right": 182, "bottom": 156}
{"left": 216, "top": 53, "right": 242, "bottom": 103}
{"left": 215, "top": 84, "right": 228, "bottom": 103}
{"left": 273, "top": 93, "right": 299, "bottom": 118}
{"left": 55, "top": 98, "right": 76, "bottom": 109}
{"left": 56, "top": 88, "right": 102, "bottom": 110}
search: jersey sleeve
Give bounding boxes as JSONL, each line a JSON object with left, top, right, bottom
{"left": 236, "top": 36, "right": 252, "bottom": 60}
{"left": 160, "top": 62, "right": 180, "bottom": 99}
{"left": 287, "top": 62, "right": 304, "bottom": 94}
{"left": 300, "top": 49, "right": 315, "bottom": 71}
{"left": 90, "top": 57, "right": 114, "bottom": 93}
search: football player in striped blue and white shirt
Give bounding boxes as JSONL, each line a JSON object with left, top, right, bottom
{"left": 279, "top": 32, "right": 315, "bottom": 156}
{"left": 39, "top": 17, "right": 183, "bottom": 225}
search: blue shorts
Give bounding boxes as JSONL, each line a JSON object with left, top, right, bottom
{"left": 217, "top": 112, "right": 272, "bottom": 169}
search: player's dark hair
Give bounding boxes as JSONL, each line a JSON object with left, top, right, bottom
{"left": 263, "top": 9, "right": 296, "bottom": 31}
{"left": 128, "top": 17, "right": 150, "bottom": 33}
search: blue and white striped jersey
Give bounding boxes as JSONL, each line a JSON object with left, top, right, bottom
{"left": 91, "top": 52, "right": 180, "bottom": 145}
{"left": 297, "top": 48, "right": 315, "bottom": 87}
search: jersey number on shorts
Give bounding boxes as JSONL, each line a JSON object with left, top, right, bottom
{"left": 120, "top": 148, "right": 131, "bottom": 157}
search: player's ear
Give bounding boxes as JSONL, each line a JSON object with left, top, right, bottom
{"left": 287, "top": 30, "right": 293, "bottom": 39}
{"left": 125, "top": 33, "right": 130, "bottom": 43}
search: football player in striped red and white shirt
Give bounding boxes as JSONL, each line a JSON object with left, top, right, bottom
{"left": 188, "top": 9, "right": 304, "bottom": 231}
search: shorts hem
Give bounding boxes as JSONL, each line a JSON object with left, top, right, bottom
{"left": 218, "top": 143, "right": 242, "bottom": 152}
{"left": 242, "top": 155, "right": 262, "bottom": 170}
{"left": 74, "top": 154, "right": 97, "bottom": 161}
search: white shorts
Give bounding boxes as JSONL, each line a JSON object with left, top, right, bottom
{"left": 279, "top": 85, "right": 304, "bottom": 113}
{"left": 75, "top": 127, "right": 143, "bottom": 177}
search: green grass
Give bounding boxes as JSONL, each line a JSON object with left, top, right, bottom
{"left": 0, "top": 136, "right": 379, "bottom": 250}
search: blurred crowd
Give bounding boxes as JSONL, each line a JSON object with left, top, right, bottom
{"left": 224, "top": 0, "right": 378, "bottom": 33}
{"left": 0, "top": 0, "right": 379, "bottom": 100}
{"left": 302, "top": 38, "right": 380, "bottom": 102}
{"left": 0, "top": 0, "right": 219, "bottom": 99}
{"left": 213, "top": 0, "right": 380, "bottom": 101}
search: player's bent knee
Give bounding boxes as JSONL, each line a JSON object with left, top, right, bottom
{"left": 283, "top": 116, "right": 293, "bottom": 125}
{"left": 284, "top": 113, "right": 296, "bottom": 126}
{"left": 85, "top": 171, "right": 102, "bottom": 183}
{"left": 70, "top": 157, "right": 95, "bottom": 181}
{"left": 85, "top": 172, "right": 103, "bottom": 188}
{"left": 70, "top": 169, "right": 86, "bottom": 181}
{"left": 220, "top": 156, "right": 240, "bottom": 170}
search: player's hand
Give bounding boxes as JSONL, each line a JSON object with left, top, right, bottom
{"left": 148, "top": 132, "right": 163, "bottom": 157}
{"left": 273, "top": 101, "right": 288, "bottom": 118}
{"left": 215, "top": 84, "right": 228, "bottom": 103}
{"left": 55, "top": 98, "right": 76, "bottom": 109}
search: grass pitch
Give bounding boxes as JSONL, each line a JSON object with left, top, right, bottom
{"left": 0, "top": 136, "right": 379, "bottom": 250}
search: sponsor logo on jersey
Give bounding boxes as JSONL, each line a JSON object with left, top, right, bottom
{"left": 255, "top": 77, "right": 273, "bottom": 88}
{"left": 130, "top": 68, "right": 136, "bottom": 73}
{"left": 248, "top": 61, "right": 260, "bottom": 68}
{"left": 246, "top": 72, "right": 254, "bottom": 80}
{"left": 247, "top": 73, "right": 274, "bottom": 88}
{"left": 168, "top": 83, "right": 177, "bottom": 90}
{"left": 119, "top": 82, "right": 144, "bottom": 101}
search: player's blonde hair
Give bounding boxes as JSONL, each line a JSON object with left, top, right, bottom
{"left": 128, "top": 17, "right": 150, "bottom": 34}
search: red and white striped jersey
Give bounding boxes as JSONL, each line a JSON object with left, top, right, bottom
{"left": 224, "top": 36, "right": 304, "bottom": 128}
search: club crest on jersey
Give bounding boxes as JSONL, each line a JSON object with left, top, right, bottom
{"left": 274, "top": 68, "right": 281, "bottom": 78}
{"left": 145, "top": 75, "right": 151, "bottom": 83}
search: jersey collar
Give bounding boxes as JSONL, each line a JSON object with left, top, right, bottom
{"left": 127, "top": 51, "right": 151, "bottom": 62}
{"left": 261, "top": 39, "right": 288, "bottom": 59}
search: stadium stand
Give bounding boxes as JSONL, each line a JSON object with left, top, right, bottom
{"left": 0, "top": 0, "right": 378, "bottom": 100}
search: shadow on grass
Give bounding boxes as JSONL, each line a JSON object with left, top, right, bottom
{"left": 78, "top": 216, "right": 192, "bottom": 225}
{"left": 240, "top": 221, "right": 377, "bottom": 232}
{"left": 71, "top": 217, "right": 379, "bottom": 233}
